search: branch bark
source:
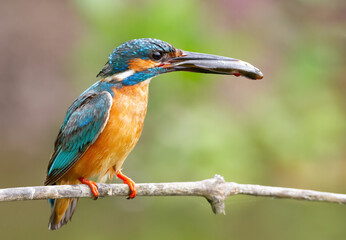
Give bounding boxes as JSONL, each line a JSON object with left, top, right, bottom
{"left": 0, "top": 175, "right": 345, "bottom": 214}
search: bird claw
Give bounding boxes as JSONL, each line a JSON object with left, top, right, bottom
{"left": 116, "top": 170, "right": 137, "bottom": 199}
{"left": 126, "top": 182, "right": 137, "bottom": 199}
{"left": 78, "top": 177, "right": 99, "bottom": 200}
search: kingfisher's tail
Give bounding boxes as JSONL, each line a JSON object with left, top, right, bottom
{"left": 48, "top": 198, "right": 79, "bottom": 230}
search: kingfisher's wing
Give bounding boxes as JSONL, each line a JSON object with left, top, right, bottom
{"left": 44, "top": 91, "right": 113, "bottom": 185}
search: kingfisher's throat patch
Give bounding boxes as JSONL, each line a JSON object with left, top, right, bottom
{"left": 104, "top": 69, "right": 135, "bottom": 82}
{"left": 128, "top": 58, "right": 159, "bottom": 72}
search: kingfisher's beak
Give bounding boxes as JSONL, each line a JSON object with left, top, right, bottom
{"left": 167, "top": 50, "right": 263, "bottom": 80}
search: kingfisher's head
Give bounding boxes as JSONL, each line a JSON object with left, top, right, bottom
{"left": 97, "top": 38, "right": 263, "bottom": 85}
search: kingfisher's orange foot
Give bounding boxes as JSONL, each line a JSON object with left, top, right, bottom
{"left": 116, "top": 170, "right": 137, "bottom": 199}
{"left": 78, "top": 177, "right": 99, "bottom": 200}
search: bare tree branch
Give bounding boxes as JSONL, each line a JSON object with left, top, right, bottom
{"left": 0, "top": 175, "right": 345, "bottom": 214}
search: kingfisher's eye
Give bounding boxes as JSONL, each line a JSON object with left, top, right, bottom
{"left": 151, "top": 51, "right": 163, "bottom": 61}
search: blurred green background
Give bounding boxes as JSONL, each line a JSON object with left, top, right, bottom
{"left": 0, "top": 0, "right": 345, "bottom": 239}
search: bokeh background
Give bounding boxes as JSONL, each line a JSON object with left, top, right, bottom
{"left": 0, "top": 0, "right": 345, "bottom": 239}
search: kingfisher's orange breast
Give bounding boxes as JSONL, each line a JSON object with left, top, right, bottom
{"left": 61, "top": 80, "right": 150, "bottom": 183}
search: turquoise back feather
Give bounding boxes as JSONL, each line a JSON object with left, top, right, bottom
{"left": 45, "top": 81, "right": 114, "bottom": 185}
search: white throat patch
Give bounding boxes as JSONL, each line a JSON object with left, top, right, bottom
{"left": 104, "top": 69, "right": 135, "bottom": 82}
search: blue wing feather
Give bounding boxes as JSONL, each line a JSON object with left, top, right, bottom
{"left": 44, "top": 90, "right": 113, "bottom": 185}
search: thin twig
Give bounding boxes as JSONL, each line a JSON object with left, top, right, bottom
{"left": 0, "top": 175, "right": 345, "bottom": 214}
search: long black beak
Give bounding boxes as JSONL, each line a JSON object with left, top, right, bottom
{"left": 168, "top": 51, "right": 263, "bottom": 80}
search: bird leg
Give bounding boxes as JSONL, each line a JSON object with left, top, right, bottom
{"left": 78, "top": 177, "right": 99, "bottom": 200}
{"left": 116, "top": 170, "right": 137, "bottom": 199}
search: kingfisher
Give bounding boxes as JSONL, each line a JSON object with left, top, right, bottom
{"left": 44, "top": 38, "right": 263, "bottom": 230}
